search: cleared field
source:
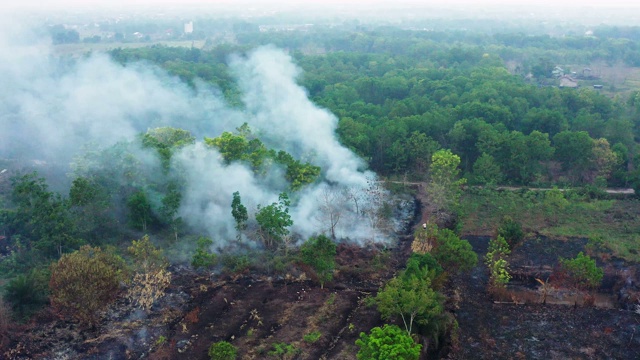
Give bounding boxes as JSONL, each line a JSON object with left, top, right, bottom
{"left": 563, "top": 61, "right": 640, "bottom": 96}
{"left": 460, "top": 189, "right": 640, "bottom": 262}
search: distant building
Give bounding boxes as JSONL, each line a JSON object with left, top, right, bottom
{"left": 259, "top": 24, "right": 314, "bottom": 32}
{"left": 184, "top": 21, "right": 193, "bottom": 34}
{"left": 552, "top": 66, "right": 565, "bottom": 78}
{"left": 559, "top": 75, "right": 579, "bottom": 88}
{"left": 593, "top": 84, "right": 604, "bottom": 89}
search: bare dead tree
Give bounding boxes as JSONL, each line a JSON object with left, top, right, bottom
{"left": 360, "top": 178, "right": 392, "bottom": 243}
{"left": 316, "top": 186, "right": 345, "bottom": 239}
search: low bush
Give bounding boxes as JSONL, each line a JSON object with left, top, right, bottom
{"left": 220, "top": 254, "right": 251, "bottom": 273}
{"left": 208, "top": 341, "right": 237, "bottom": 360}
{"left": 303, "top": 331, "right": 321, "bottom": 343}
{"left": 191, "top": 237, "right": 217, "bottom": 269}
{"left": 49, "top": 245, "right": 127, "bottom": 325}
{"left": 355, "top": 324, "right": 421, "bottom": 360}
{"left": 496, "top": 216, "right": 524, "bottom": 247}
{"left": 268, "top": 342, "right": 298, "bottom": 359}
{"left": 4, "top": 268, "right": 49, "bottom": 321}
{"left": 559, "top": 252, "right": 603, "bottom": 289}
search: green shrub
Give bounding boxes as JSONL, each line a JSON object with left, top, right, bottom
{"left": 431, "top": 229, "right": 477, "bottom": 273}
{"left": 4, "top": 268, "right": 49, "bottom": 321}
{"left": 585, "top": 236, "right": 607, "bottom": 256}
{"left": 559, "top": 252, "right": 603, "bottom": 289}
{"left": 578, "top": 185, "right": 608, "bottom": 200}
{"left": 208, "top": 341, "right": 237, "bottom": 360}
{"left": 220, "top": 254, "right": 251, "bottom": 273}
{"left": 355, "top": 324, "right": 421, "bottom": 360}
{"left": 303, "top": 331, "right": 322, "bottom": 343}
{"left": 268, "top": 342, "right": 298, "bottom": 358}
{"left": 485, "top": 236, "right": 511, "bottom": 291}
{"left": 407, "top": 252, "right": 443, "bottom": 277}
{"left": 155, "top": 335, "right": 167, "bottom": 346}
{"left": 300, "top": 234, "right": 337, "bottom": 288}
{"left": 192, "top": 237, "right": 217, "bottom": 269}
{"left": 496, "top": 216, "right": 524, "bottom": 247}
{"left": 488, "top": 258, "right": 511, "bottom": 288}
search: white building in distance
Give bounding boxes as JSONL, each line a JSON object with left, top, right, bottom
{"left": 184, "top": 21, "right": 193, "bottom": 34}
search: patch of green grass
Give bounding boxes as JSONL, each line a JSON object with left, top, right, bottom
{"left": 461, "top": 190, "right": 640, "bottom": 262}
{"left": 303, "top": 331, "right": 322, "bottom": 343}
{"left": 268, "top": 342, "right": 299, "bottom": 358}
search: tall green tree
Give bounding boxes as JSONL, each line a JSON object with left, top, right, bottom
{"left": 127, "top": 190, "right": 154, "bottom": 232}
{"left": 274, "top": 151, "right": 321, "bottom": 190}
{"left": 471, "top": 153, "right": 502, "bottom": 185}
{"left": 553, "top": 131, "right": 594, "bottom": 183}
{"left": 141, "top": 127, "right": 195, "bottom": 169}
{"left": 11, "top": 173, "right": 80, "bottom": 258}
{"left": 231, "top": 191, "right": 248, "bottom": 241}
{"left": 205, "top": 131, "right": 250, "bottom": 164}
{"left": 426, "top": 149, "right": 466, "bottom": 223}
{"left": 374, "top": 264, "right": 443, "bottom": 336}
{"left": 160, "top": 182, "right": 183, "bottom": 242}
{"left": 256, "top": 193, "right": 293, "bottom": 249}
{"left": 406, "top": 131, "right": 440, "bottom": 176}
{"left": 524, "top": 130, "right": 554, "bottom": 182}
{"left": 69, "top": 176, "right": 116, "bottom": 244}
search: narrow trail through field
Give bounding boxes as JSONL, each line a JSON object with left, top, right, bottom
{"left": 383, "top": 180, "right": 635, "bottom": 195}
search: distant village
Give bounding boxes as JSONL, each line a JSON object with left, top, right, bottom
{"left": 525, "top": 65, "right": 604, "bottom": 90}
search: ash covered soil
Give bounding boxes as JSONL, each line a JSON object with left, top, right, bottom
{"left": 4, "top": 241, "right": 412, "bottom": 360}
{"left": 5, "top": 193, "right": 640, "bottom": 359}
{"left": 450, "top": 236, "right": 640, "bottom": 360}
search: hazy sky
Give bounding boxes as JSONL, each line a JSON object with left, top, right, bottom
{"left": 5, "top": 0, "right": 640, "bottom": 10}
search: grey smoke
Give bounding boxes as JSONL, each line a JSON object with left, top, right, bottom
{"left": 230, "top": 47, "right": 371, "bottom": 187}
{"left": 0, "top": 20, "right": 390, "bottom": 247}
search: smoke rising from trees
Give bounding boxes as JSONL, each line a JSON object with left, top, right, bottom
{"left": 0, "top": 22, "right": 388, "bottom": 246}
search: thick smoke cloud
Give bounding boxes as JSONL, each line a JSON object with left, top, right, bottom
{"left": 0, "top": 21, "right": 389, "bottom": 247}
{"left": 231, "top": 48, "right": 371, "bottom": 187}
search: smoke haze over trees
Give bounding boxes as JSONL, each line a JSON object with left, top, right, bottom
{"left": 0, "top": 19, "right": 389, "bottom": 248}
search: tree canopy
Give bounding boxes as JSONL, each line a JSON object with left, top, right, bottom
{"left": 356, "top": 324, "right": 421, "bottom": 360}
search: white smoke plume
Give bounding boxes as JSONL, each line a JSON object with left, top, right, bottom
{"left": 0, "top": 20, "right": 391, "bottom": 247}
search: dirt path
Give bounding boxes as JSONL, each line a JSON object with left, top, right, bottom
{"left": 384, "top": 180, "right": 635, "bottom": 195}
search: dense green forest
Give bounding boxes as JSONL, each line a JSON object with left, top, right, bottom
{"left": 108, "top": 26, "right": 640, "bottom": 189}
